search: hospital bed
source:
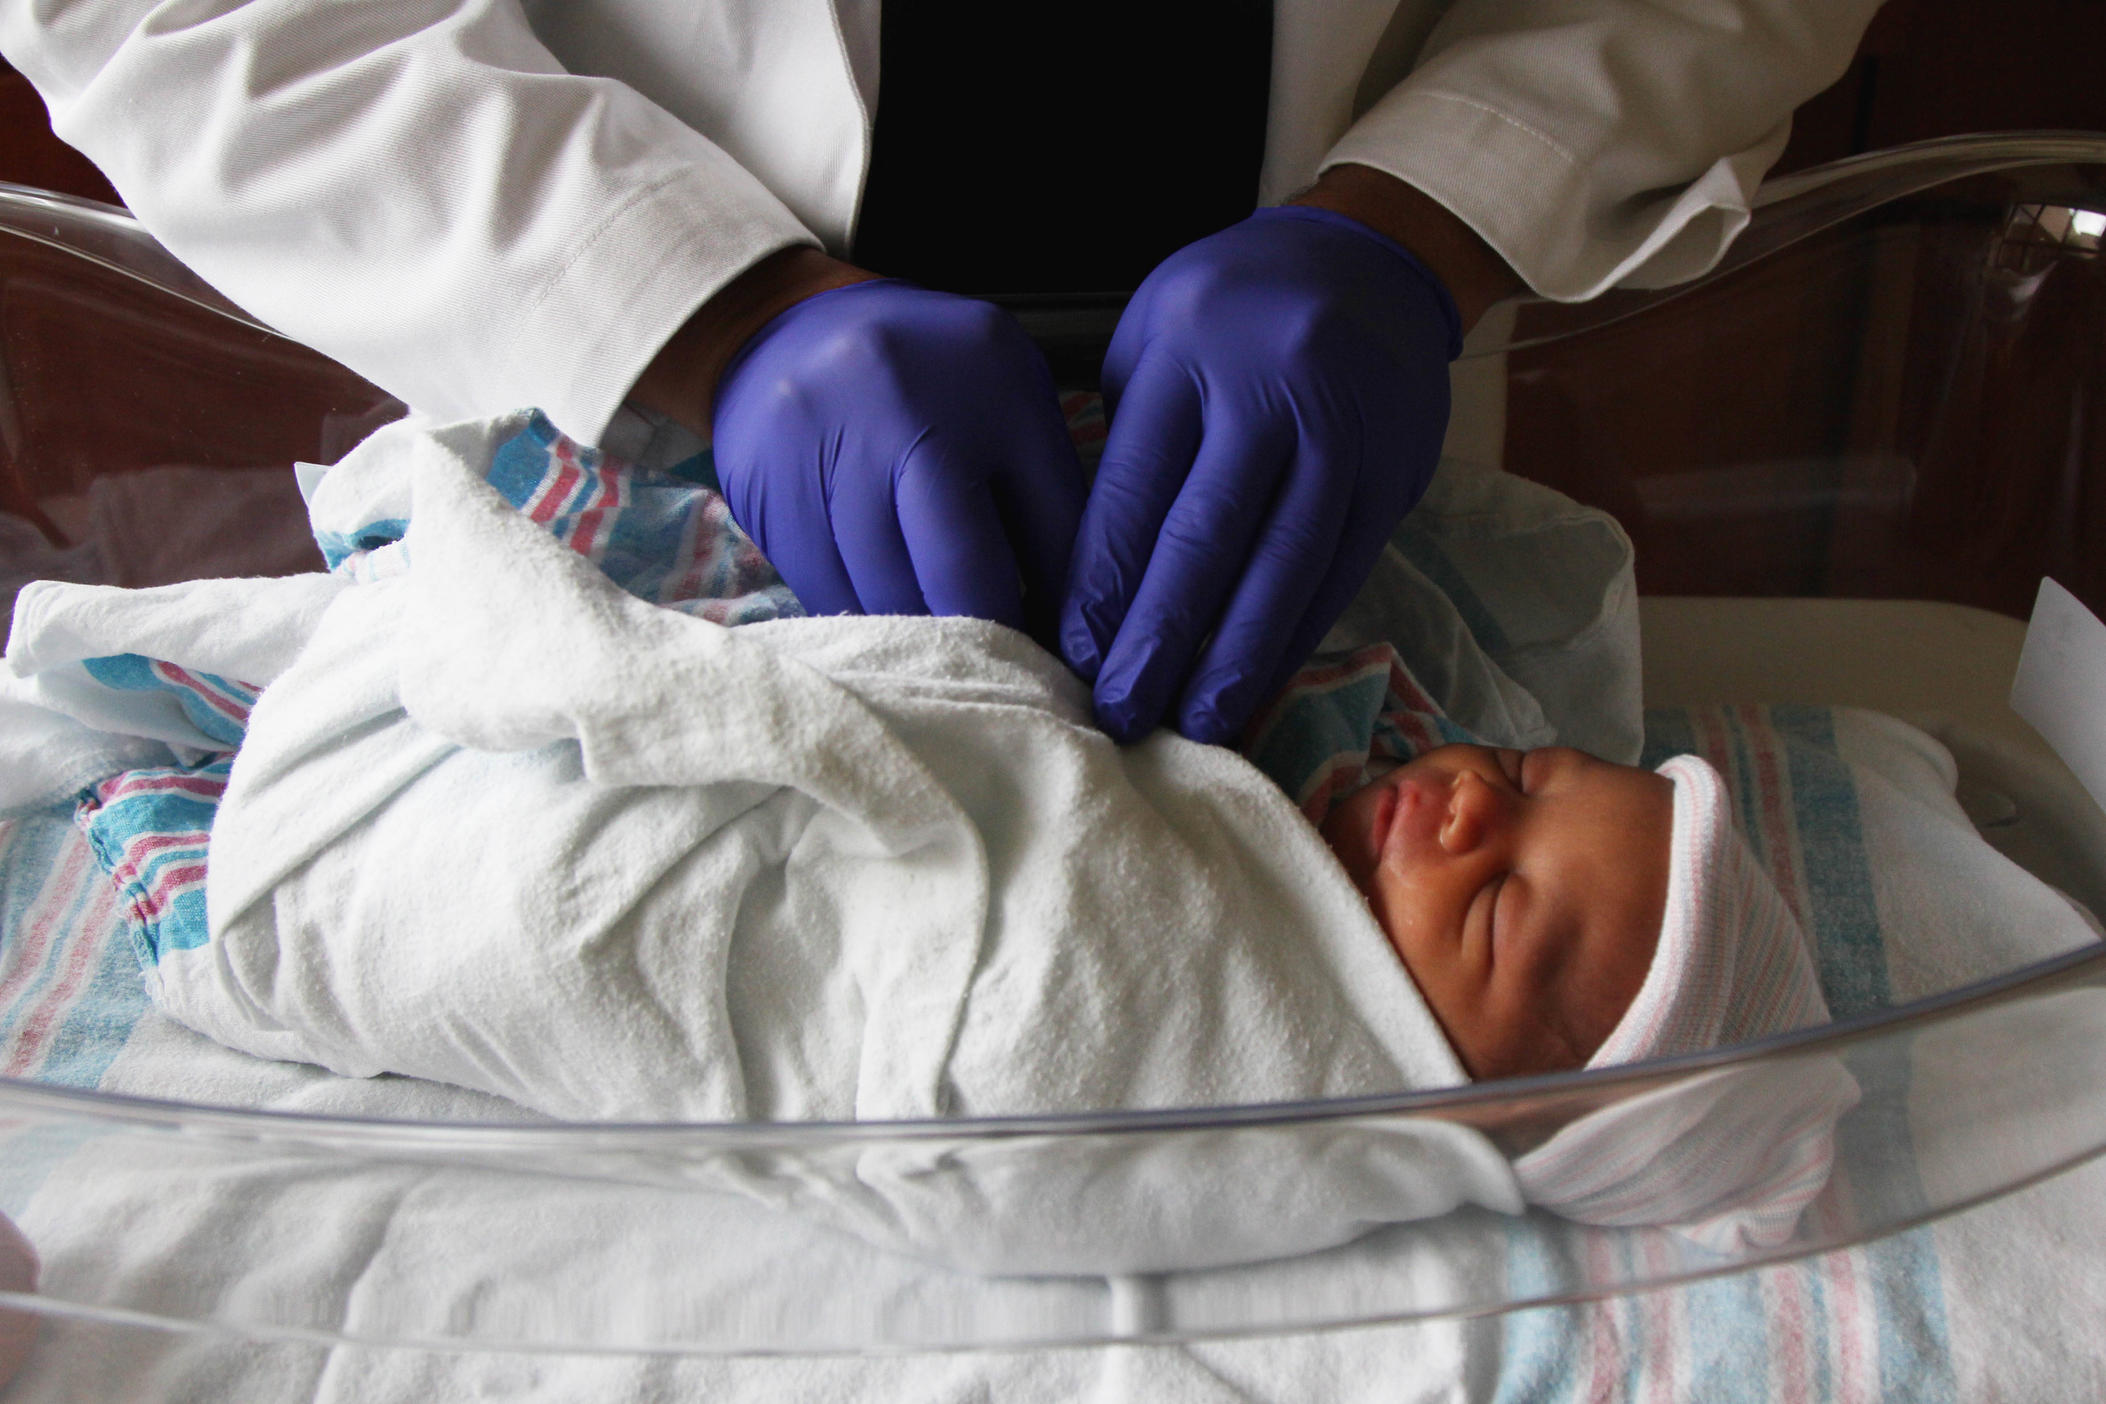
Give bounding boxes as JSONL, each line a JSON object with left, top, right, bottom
{"left": 2, "top": 133, "right": 2106, "bottom": 1398}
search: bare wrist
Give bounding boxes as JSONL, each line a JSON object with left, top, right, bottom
{"left": 1290, "top": 164, "right": 1522, "bottom": 334}
{"left": 631, "top": 245, "right": 881, "bottom": 436}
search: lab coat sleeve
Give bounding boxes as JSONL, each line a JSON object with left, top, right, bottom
{"left": 0, "top": 0, "right": 817, "bottom": 446}
{"left": 1320, "top": 0, "right": 1883, "bottom": 299}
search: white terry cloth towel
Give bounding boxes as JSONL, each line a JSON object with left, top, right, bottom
{"left": 1, "top": 572, "right": 344, "bottom": 814}
{"left": 173, "top": 421, "right": 1519, "bottom": 1274}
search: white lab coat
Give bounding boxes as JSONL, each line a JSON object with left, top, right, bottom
{"left": 1, "top": 0, "right": 1878, "bottom": 446}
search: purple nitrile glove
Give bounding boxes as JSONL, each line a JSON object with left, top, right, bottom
{"left": 711, "top": 279, "right": 1085, "bottom": 635}
{"left": 1060, "top": 204, "right": 1462, "bottom": 744}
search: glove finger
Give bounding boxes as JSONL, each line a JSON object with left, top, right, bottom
{"left": 717, "top": 444, "right": 865, "bottom": 617}
{"left": 1090, "top": 413, "right": 1292, "bottom": 742}
{"left": 985, "top": 409, "right": 1087, "bottom": 645}
{"left": 1173, "top": 434, "right": 1359, "bottom": 744}
{"left": 1058, "top": 354, "right": 1203, "bottom": 682}
{"left": 1250, "top": 442, "right": 1443, "bottom": 713}
{"left": 1098, "top": 288, "right": 1154, "bottom": 420}
{"left": 895, "top": 439, "right": 1030, "bottom": 629}
{"left": 830, "top": 455, "right": 931, "bottom": 617}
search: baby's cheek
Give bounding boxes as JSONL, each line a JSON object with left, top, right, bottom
{"left": 1369, "top": 868, "right": 1446, "bottom": 971}
{"left": 1481, "top": 984, "right": 1593, "bottom": 1078}
{"left": 1318, "top": 802, "right": 1374, "bottom": 886}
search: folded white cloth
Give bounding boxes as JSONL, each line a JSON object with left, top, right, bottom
{"left": 198, "top": 425, "right": 1463, "bottom": 1114}
{"left": 138, "top": 422, "right": 1522, "bottom": 1271}
{"left": 1, "top": 573, "right": 344, "bottom": 814}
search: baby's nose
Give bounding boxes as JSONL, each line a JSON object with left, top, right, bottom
{"left": 1437, "top": 769, "right": 1505, "bottom": 856}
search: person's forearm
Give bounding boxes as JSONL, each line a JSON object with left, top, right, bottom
{"left": 1319, "top": 0, "right": 1881, "bottom": 304}
{"left": 630, "top": 247, "right": 880, "bottom": 438}
{"left": 2, "top": 0, "right": 815, "bottom": 446}
{"left": 634, "top": 164, "right": 1524, "bottom": 439}
{"left": 1290, "top": 163, "right": 1522, "bottom": 334}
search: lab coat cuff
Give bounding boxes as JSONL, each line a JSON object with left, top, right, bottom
{"left": 1321, "top": 87, "right": 1784, "bottom": 304}
{"left": 511, "top": 172, "right": 820, "bottom": 450}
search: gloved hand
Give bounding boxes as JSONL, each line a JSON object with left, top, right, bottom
{"left": 711, "top": 280, "right": 1085, "bottom": 633}
{"left": 1059, "top": 205, "right": 1462, "bottom": 744}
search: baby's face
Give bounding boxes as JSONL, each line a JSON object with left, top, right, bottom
{"left": 1319, "top": 744, "right": 1673, "bottom": 1081}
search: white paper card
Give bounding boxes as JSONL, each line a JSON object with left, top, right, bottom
{"left": 2012, "top": 577, "right": 2106, "bottom": 815}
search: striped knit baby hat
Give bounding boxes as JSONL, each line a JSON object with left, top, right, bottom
{"left": 1587, "top": 753, "right": 1829, "bottom": 1068}
{"left": 1515, "top": 753, "right": 1856, "bottom": 1253}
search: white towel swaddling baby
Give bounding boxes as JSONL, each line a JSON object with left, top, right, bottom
{"left": 2, "top": 413, "right": 1853, "bottom": 1270}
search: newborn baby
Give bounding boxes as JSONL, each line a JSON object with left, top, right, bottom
{"left": 12, "top": 410, "right": 1848, "bottom": 1269}
{"left": 29, "top": 408, "right": 1830, "bottom": 1121}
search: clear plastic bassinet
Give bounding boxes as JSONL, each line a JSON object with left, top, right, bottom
{"left": 1, "top": 133, "right": 2105, "bottom": 1355}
